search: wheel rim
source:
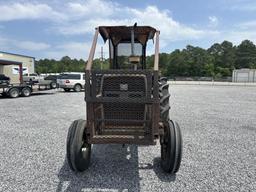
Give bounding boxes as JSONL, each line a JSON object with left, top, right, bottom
{"left": 75, "top": 85, "right": 81, "bottom": 92}
{"left": 11, "top": 90, "right": 19, "bottom": 97}
{"left": 80, "top": 142, "right": 90, "bottom": 159}
{"left": 75, "top": 132, "right": 91, "bottom": 171}
{"left": 51, "top": 83, "right": 56, "bottom": 88}
{"left": 161, "top": 125, "right": 169, "bottom": 162}
{"left": 23, "top": 89, "right": 30, "bottom": 96}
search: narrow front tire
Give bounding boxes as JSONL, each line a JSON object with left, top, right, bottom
{"left": 66, "top": 119, "right": 91, "bottom": 172}
{"left": 160, "top": 120, "right": 182, "bottom": 174}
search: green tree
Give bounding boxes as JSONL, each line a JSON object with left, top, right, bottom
{"left": 208, "top": 41, "right": 236, "bottom": 77}
{"left": 159, "top": 53, "right": 170, "bottom": 76}
{"left": 236, "top": 40, "right": 256, "bottom": 69}
{"left": 221, "top": 41, "right": 236, "bottom": 70}
{"left": 167, "top": 49, "right": 187, "bottom": 77}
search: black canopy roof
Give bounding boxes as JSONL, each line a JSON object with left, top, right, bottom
{"left": 98, "top": 25, "right": 157, "bottom": 46}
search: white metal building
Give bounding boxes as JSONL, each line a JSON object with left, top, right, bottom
{"left": 0, "top": 51, "right": 35, "bottom": 83}
{"left": 232, "top": 69, "right": 256, "bottom": 83}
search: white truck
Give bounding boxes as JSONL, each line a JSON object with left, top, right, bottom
{"left": 58, "top": 72, "right": 85, "bottom": 92}
{"left": 23, "top": 73, "right": 44, "bottom": 83}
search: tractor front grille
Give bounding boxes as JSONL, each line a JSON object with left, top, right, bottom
{"left": 103, "top": 103, "right": 145, "bottom": 120}
{"left": 85, "top": 70, "right": 159, "bottom": 144}
{"left": 102, "top": 75, "right": 146, "bottom": 93}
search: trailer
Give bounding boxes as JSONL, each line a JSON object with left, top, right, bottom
{"left": 0, "top": 58, "right": 54, "bottom": 98}
{"left": 0, "top": 84, "right": 32, "bottom": 98}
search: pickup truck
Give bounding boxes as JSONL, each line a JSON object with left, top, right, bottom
{"left": 38, "top": 75, "right": 58, "bottom": 89}
{"left": 23, "top": 73, "right": 43, "bottom": 83}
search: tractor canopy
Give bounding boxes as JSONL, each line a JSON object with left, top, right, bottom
{"left": 98, "top": 25, "right": 157, "bottom": 69}
{"left": 86, "top": 25, "right": 159, "bottom": 70}
{"left": 99, "top": 25, "right": 157, "bottom": 46}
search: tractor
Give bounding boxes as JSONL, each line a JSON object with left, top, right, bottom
{"left": 66, "top": 24, "right": 182, "bottom": 174}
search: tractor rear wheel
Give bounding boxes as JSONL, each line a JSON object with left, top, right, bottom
{"left": 160, "top": 120, "right": 182, "bottom": 174}
{"left": 66, "top": 119, "right": 91, "bottom": 172}
{"left": 159, "top": 77, "right": 170, "bottom": 121}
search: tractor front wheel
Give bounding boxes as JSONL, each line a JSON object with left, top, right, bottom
{"left": 160, "top": 120, "right": 182, "bottom": 174}
{"left": 66, "top": 119, "right": 91, "bottom": 172}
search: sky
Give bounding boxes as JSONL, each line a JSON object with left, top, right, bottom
{"left": 0, "top": 0, "right": 256, "bottom": 60}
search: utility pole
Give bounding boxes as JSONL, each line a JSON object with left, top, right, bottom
{"left": 100, "top": 46, "right": 103, "bottom": 70}
{"left": 97, "top": 46, "right": 106, "bottom": 70}
{"left": 98, "top": 46, "right": 106, "bottom": 70}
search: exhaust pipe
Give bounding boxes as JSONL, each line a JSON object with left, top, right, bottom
{"left": 131, "top": 23, "right": 137, "bottom": 70}
{"left": 131, "top": 28, "right": 135, "bottom": 56}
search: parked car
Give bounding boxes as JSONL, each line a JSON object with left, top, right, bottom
{"left": 38, "top": 75, "right": 58, "bottom": 89}
{"left": 23, "top": 73, "right": 43, "bottom": 83}
{"left": 58, "top": 73, "right": 85, "bottom": 92}
{"left": 0, "top": 74, "right": 10, "bottom": 85}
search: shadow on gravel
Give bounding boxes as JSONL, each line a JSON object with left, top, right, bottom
{"left": 57, "top": 144, "right": 140, "bottom": 192}
{"left": 31, "top": 92, "right": 55, "bottom": 96}
{"left": 152, "top": 157, "right": 176, "bottom": 182}
{"left": 57, "top": 90, "right": 84, "bottom": 94}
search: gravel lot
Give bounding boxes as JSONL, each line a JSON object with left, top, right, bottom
{"left": 0, "top": 85, "right": 256, "bottom": 192}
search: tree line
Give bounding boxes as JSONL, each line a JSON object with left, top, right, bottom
{"left": 36, "top": 40, "right": 256, "bottom": 78}
{"left": 35, "top": 57, "right": 109, "bottom": 74}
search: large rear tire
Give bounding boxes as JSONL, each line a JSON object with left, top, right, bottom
{"left": 159, "top": 77, "right": 170, "bottom": 121}
{"left": 160, "top": 120, "right": 182, "bottom": 174}
{"left": 66, "top": 119, "right": 91, "bottom": 172}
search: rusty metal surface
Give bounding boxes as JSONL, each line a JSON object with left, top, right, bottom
{"left": 85, "top": 69, "right": 160, "bottom": 145}
{"left": 154, "top": 31, "right": 160, "bottom": 71}
{"left": 84, "top": 26, "right": 161, "bottom": 145}
{"left": 86, "top": 28, "right": 99, "bottom": 70}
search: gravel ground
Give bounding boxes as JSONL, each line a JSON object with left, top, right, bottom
{"left": 0, "top": 85, "right": 255, "bottom": 192}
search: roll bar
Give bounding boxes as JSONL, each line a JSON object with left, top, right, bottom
{"left": 85, "top": 28, "right": 160, "bottom": 71}
{"left": 86, "top": 28, "right": 99, "bottom": 71}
